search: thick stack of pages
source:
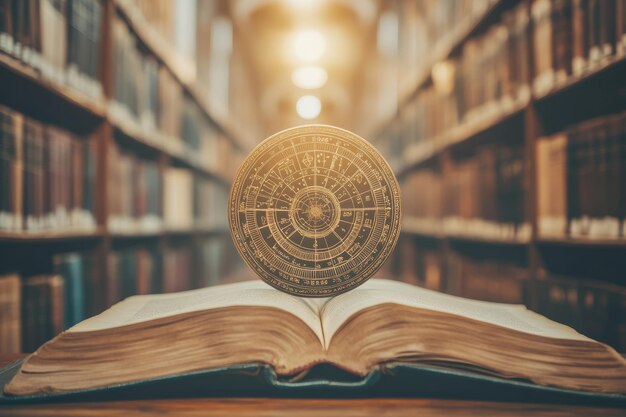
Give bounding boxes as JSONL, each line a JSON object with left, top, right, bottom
{"left": 4, "top": 279, "right": 626, "bottom": 396}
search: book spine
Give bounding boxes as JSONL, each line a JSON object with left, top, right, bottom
{"left": 571, "top": 0, "right": 588, "bottom": 74}
{"left": 600, "top": 0, "right": 617, "bottom": 59}
{"left": 587, "top": 0, "right": 602, "bottom": 63}
{"left": 622, "top": 112, "right": 626, "bottom": 237}
{"left": 54, "top": 253, "right": 85, "bottom": 329}
{"left": 0, "top": 275, "right": 21, "bottom": 353}
{"left": 618, "top": 0, "right": 626, "bottom": 55}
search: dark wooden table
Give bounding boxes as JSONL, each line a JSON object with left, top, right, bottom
{"left": 1, "top": 355, "right": 624, "bottom": 417}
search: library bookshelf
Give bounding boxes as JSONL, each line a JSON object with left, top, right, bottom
{"left": 0, "top": 0, "right": 248, "bottom": 353}
{"left": 374, "top": 0, "right": 626, "bottom": 351}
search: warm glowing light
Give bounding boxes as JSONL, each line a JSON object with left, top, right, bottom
{"left": 296, "top": 95, "right": 321, "bottom": 119}
{"left": 293, "top": 30, "right": 326, "bottom": 62}
{"left": 432, "top": 60, "right": 456, "bottom": 95}
{"left": 284, "top": 0, "right": 321, "bottom": 10}
{"left": 291, "top": 66, "right": 328, "bottom": 89}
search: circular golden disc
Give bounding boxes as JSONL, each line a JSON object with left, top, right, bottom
{"left": 229, "top": 125, "right": 402, "bottom": 297}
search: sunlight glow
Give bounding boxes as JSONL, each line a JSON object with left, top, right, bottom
{"left": 293, "top": 30, "right": 326, "bottom": 62}
{"left": 296, "top": 95, "right": 322, "bottom": 119}
{"left": 291, "top": 66, "right": 328, "bottom": 89}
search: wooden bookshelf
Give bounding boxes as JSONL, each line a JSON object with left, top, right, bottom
{"left": 534, "top": 54, "right": 626, "bottom": 103}
{"left": 371, "top": 0, "right": 518, "bottom": 142}
{"left": 0, "top": 54, "right": 106, "bottom": 133}
{"left": 0, "top": 0, "right": 248, "bottom": 341}
{"left": 536, "top": 237, "right": 626, "bottom": 248}
{"left": 398, "top": 99, "right": 527, "bottom": 177}
{"left": 387, "top": 55, "right": 626, "bottom": 179}
{"left": 0, "top": 54, "right": 107, "bottom": 118}
{"left": 380, "top": 0, "right": 626, "bottom": 350}
{"left": 402, "top": 229, "right": 531, "bottom": 247}
{"left": 112, "top": 0, "right": 249, "bottom": 152}
{"left": 0, "top": 228, "right": 106, "bottom": 243}
{"left": 108, "top": 227, "right": 229, "bottom": 240}
{"left": 109, "top": 107, "right": 231, "bottom": 185}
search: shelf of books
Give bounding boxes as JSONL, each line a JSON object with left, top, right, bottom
{"left": 379, "top": 0, "right": 626, "bottom": 352}
{"left": 0, "top": 0, "right": 248, "bottom": 354}
{"left": 392, "top": 0, "right": 517, "bottom": 120}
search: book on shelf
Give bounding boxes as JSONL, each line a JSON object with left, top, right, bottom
{"left": 53, "top": 252, "right": 95, "bottom": 329}
{"left": 535, "top": 274, "right": 626, "bottom": 349}
{"left": 107, "top": 246, "right": 161, "bottom": 306}
{"left": 0, "top": 104, "right": 97, "bottom": 233}
{"left": 163, "top": 244, "right": 193, "bottom": 293}
{"left": 387, "top": 0, "right": 625, "bottom": 156}
{"left": 112, "top": 15, "right": 158, "bottom": 133}
{"left": 156, "top": 64, "right": 182, "bottom": 142}
{"left": 66, "top": 0, "right": 102, "bottom": 98}
{"left": 388, "top": 0, "right": 531, "bottom": 166}
{"left": 162, "top": 167, "right": 228, "bottom": 231}
{"left": 391, "top": 238, "right": 626, "bottom": 351}
{"left": 193, "top": 176, "right": 228, "bottom": 229}
{"left": 9, "top": 251, "right": 97, "bottom": 353}
{"left": 532, "top": 0, "right": 623, "bottom": 91}
{"left": 0, "top": 105, "right": 22, "bottom": 231}
{"left": 195, "top": 235, "right": 246, "bottom": 287}
{"left": 195, "top": 237, "right": 225, "bottom": 287}
{"left": 397, "top": 240, "right": 442, "bottom": 292}
{"left": 111, "top": 11, "right": 223, "bottom": 174}
{"left": 181, "top": 97, "right": 201, "bottom": 153}
{"left": 162, "top": 166, "right": 193, "bottom": 230}
{"left": 401, "top": 169, "right": 441, "bottom": 233}
{"left": 0, "top": 0, "right": 41, "bottom": 67}
{"left": 619, "top": 0, "right": 626, "bottom": 55}
{"left": 40, "top": 0, "right": 67, "bottom": 84}
{"left": 398, "top": 248, "right": 528, "bottom": 306}
{"left": 3, "top": 279, "right": 626, "bottom": 401}
{"left": 536, "top": 132, "right": 568, "bottom": 237}
{"left": 22, "top": 117, "right": 45, "bottom": 232}
{"left": 0, "top": 274, "right": 20, "bottom": 353}
{"left": 535, "top": 112, "right": 625, "bottom": 239}
{"left": 402, "top": 143, "right": 529, "bottom": 241}
{"left": 396, "top": 0, "right": 498, "bottom": 96}
{"left": 107, "top": 141, "right": 161, "bottom": 233}
{"left": 444, "top": 253, "right": 528, "bottom": 305}
{"left": 21, "top": 274, "right": 64, "bottom": 354}
{"left": 571, "top": 0, "right": 587, "bottom": 74}
{"left": 0, "top": 0, "right": 102, "bottom": 98}
{"left": 531, "top": 0, "right": 557, "bottom": 93}
{"left": 0, "top": 239, "right": 245, "bottom": 355}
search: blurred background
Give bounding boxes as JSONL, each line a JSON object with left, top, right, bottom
{"left": 0, "top": 0, "right": 625, "bottom": 355}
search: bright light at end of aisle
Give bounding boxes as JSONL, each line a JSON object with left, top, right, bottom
{"left": 283, "top": 0, "right": 322, "bottom": 10}
{"left": 291, "top": 66, "right": 328, "bottom": 89}
{"left": 296, "top": 95, "right": 321, "bottom": 119}
{"left": 293, "top": 30, "right": 326, "bottom": 62}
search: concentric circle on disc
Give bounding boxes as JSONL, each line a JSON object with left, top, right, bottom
{"left": 228, "top": 125, "right": 402, "bottom": 297}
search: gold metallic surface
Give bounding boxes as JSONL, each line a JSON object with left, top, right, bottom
{"left": 229, "top": 125, "right": 401, "bottom": 297}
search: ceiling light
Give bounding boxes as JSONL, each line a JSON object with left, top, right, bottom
{"left": 293, "top": 30, "right": 326, "bottom": 62}
{"left": 296, "top": 95, "right": 321, "bottom": 119}
{"left": 291, "top": 66, "right": 328, "bottom": 89}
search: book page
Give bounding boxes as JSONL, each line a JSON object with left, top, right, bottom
{"left": 70, "top": 280, "right": 325, "bottom": 343}
{"left": 321, "top": 279, "right": 590, "bottom": 349}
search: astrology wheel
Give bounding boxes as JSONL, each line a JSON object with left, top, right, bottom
{"left": 228, "top": 125, "right": 402, "bottom": 297}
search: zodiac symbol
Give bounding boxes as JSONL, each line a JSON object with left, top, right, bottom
{"left": 229, "top": 125, "right": 402, "bottom": 297}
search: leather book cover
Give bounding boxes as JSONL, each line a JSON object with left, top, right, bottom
{"left": 1, "top": 359, "right": 626, "bottom": 405}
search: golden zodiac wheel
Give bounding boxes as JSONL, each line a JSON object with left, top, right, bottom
{"left": 228, "top": 125, "right": 402, "bottom": 297}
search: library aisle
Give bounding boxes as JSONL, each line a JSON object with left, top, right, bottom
{"left": 0, "top": 0, "right": 626, "bottom": 409}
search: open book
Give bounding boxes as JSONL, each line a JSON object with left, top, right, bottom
{"left": 5, "top": 279, "right": 626, "bottom": 396}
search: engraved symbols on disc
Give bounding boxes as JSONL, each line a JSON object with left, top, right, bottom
{"left": 228, "top": 125, "right": 402, "bottom": 297}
